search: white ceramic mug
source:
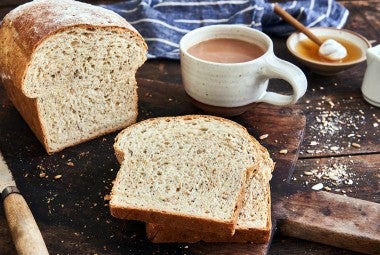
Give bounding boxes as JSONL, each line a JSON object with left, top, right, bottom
{"left": 180, "top": 25, "right": 307, "bottom": 115}
{"left": 361, "top": 44, "right": 380, "bottom": 107}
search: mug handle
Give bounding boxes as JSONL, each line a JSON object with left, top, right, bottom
{"left": 258, "top": 56, "right": 307, "bottom": 105}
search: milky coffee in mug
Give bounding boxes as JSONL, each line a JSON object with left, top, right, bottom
{"left": 180, "top": 25, "right": 307, "bottom": 115}
{"left": 187, "top": 38, "right": 265, "bottom": 63}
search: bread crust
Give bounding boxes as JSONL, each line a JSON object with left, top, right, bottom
{"left": 114, "top": 114, "right": 266, "bottom": 163}
{"left": 145, "top": 175, "right": 272, "bottom": 244}
{"left": 0, "top": 0, "right": 146, "bottom": 95}
{"left": 134, "top": 117, "right": 274, "bottom": 243}
{"left": 111, "top": 204, "right": 239, "bottom": 237}
{"left": 146, "top": 194, "right": 271, "bottom": 244}
{"left": 0, "top": 0, "right": 146, "bottom": 153}
{"left": 111, "top": 115, "right": 271, "bottom": 236}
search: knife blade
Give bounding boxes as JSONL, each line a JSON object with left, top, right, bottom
{"left": 0, "top": 151, "right": 49, "bottom": 255}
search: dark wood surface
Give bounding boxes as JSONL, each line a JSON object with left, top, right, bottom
{"left": 0, "top": 1, "right": 379, "bottom": 255}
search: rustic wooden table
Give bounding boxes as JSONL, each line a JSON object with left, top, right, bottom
{"left": 0, "top": 1, "right": 379, "bottom": 255}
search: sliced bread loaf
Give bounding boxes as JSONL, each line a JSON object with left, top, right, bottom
{"left": 110, "top": 115, "right": 271, "bottom": 236}
{"left": 0, "top": 0, "right": 147, "bottom": 153}
{"left": 146, "top": 150, "right": 274, "bottom": 243}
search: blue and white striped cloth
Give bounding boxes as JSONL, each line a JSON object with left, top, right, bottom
{"left": 101, "top": 0, "right": 349, "bottom": 59}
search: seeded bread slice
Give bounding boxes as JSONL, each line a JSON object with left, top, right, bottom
{"left": 0, "top": 0, "right": 147, "bottom": 153}
{"left": 110, "top": 115, "right": 270, "bottom": 236}
{"left": 146, "top": 149, "right": 274, "bottom": 243}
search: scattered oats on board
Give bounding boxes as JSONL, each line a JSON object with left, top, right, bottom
{"left": 307, "top": 104, "right": 370, "bottom": 154}
{"left": 54, "top": 174, "right": 62, "bottom": 180}
{"left": 303, "top": 171, "right": 313, "bottom": 176}
{"left": 312, "top": 183, "right": 324, "bottom": 190}
{"left": 300, "top": 161, "right": 356, "bottom": 193}
{"left": 259, "top": 134, "right": 269, "bottom": 140}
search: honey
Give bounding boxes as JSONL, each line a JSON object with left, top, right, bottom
{"left": 295, "top": 37, "right": 363, "bottom": 63}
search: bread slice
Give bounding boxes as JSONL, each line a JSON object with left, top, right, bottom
{"left": 146, "top": 151, "right": 274, "bottom": 243}
{"left": 110, "top": 115, "right": 271, "bottom": 236}
{"left": 0, "top": 0, "right": 147, "bottom": 154}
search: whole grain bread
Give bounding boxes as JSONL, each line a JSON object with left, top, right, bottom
{"left": 0, "top": 0, "right": 147, "bottom": 154}
{"left": 146, "top": 151, "right": 274, "bottom": 243}
{"left": 110, "top": 115, "right": 273, "bottom": 236}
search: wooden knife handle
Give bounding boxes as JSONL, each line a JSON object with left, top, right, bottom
{"left": 273, "top": 191, "right": 380, "bottom": 255}
{"left": 3, "top": 192, "right": 49, "bottom": 255}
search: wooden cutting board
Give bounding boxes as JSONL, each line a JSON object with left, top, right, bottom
{"left": 0, "top": 79, "right": 379, "bottom": 254}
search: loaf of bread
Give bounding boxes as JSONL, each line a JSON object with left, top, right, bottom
{"left": 0, "top": 0, "right": 147, "bottom": 154}
{"left": 146, "top": 154, "right": 273, "bottom": 243}
{"left": 110, "top": 115, "right": 273, "bottom": 236}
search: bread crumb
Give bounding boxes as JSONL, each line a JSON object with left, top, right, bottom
{"left": 259, "top": 134, "right": 269, "bottom": 140}
{"left": 37, "top": 164, "right": 46, "bottom": 171}
{"left": 306, "top": 106, "right": 371, "bottom": 155}
{"left": 66, "top": 161, "right": 75, "bottom": 166}
{"left": 312, "top": 183, "right": 323, "bottom": 190}
{"left": 54, "top": 174, "right": 62, "bottom": 180}
{"left": 351, "top": 143, "right": 361, "bottom": 148}
{"left": 345, "top": 179, "right": 353, "bottom": 185}
{"left": 279, "top": 149, "right": 288, "bottom": 154}
{"left": 300, "top": 161, "right": 356, "bottom": 193}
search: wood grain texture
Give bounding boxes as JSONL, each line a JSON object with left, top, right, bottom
{"left": 3, "top": 193, "right": 49, "bottom": 255}
{"left": 0, "top": 0, "right": 379, "bottom": 255}
{"left": 293, "top": 155, "right": 380, "bottom": 203}
{"left": 0, "top": 79, "right": 305, "bottom": 255}
{"left": 274, "top": 191, "right": 380, "bottom": 255}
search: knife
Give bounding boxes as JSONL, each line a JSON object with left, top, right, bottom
{"left": 0, "top": 151, "right": 49, "bottom": 255}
